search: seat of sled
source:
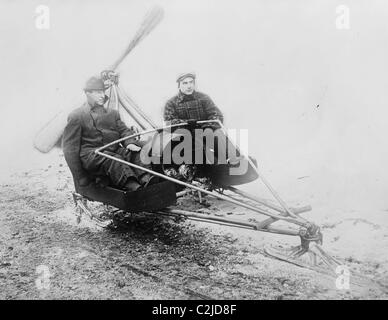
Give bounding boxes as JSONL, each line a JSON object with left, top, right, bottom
{"left": 75, "top": 177, "right": 177, "bottom": 213}
{"left": 202, "top": 156, "right": 259, "bottom": 187}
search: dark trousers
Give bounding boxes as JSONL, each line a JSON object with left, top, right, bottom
{"left": 172, "top": 127, "right": 238, "bottom": 166}
{"left": 81, "top": 147, "right": 151, "bottom": 188}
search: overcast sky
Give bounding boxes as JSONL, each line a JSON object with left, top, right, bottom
{"left": 1, "top": 0, "right": 388, "bottom": 210}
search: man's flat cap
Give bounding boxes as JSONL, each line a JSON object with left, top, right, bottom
{"left": 84, "top": 76, "right": 107, "bottom": 91}
{"left": 176, "top": 72, "right": 196, "bottom": 83}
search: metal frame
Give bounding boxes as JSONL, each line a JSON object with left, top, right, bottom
{"left": 72, "top": 80, "right": 344, "bottom": 275}
{"left": 95, "top": 84, "right": 318, "bottom": 238}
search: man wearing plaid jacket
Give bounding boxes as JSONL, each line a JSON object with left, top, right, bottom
{"left": 163, "top": 72, "right": 224, "bottom": 126}
{"left": 162, "top": 73, "right": 230, "bottom": 184}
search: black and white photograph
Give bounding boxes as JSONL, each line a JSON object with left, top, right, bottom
{"left": 0, "top": 0, "right": 387, "bottom": 302}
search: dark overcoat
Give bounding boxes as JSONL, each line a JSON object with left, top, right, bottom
{"left": 62, "top": 103, "right": 141, "bottom": 186}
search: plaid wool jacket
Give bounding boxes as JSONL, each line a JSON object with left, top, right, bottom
{"left": 163, "top": 91, "right": 224, "bottom": 125}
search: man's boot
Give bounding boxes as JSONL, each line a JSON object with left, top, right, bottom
{"left": 178, "top": 164, "right": 196, "bottom": 182}
{"left": 139, "top": 173, "right": 159, "bottom": 187}
{"left": 124, "top": 177, "right": 142, "bottom": 192}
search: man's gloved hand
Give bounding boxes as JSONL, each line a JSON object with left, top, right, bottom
{"left": 126, "top": 143, "right": 141, "bottom": 152}
{"left": 129, "top": 125, "right": 140, "bottom": 141}
{"left": 168, "top": 119, "right": 185, "bottom": 126}
{"left": 186, "top": 119, "right": 197, "bottom": 129}
{"left": 201, "top": 121, "right": 221, "bottom": 130}
{"left": 129, "top": 125, "right": 139, "bottom": 134}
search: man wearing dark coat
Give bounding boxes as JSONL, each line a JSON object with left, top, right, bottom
{"left": 62, "top": 76, "right": 154, "bottom": 191}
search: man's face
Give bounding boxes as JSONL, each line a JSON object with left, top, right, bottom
{"left": 86, "top": 89, "right": 105, "bottom": 106}
{"left": 178, "top": 77, "right": 195, "bottom": 95}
